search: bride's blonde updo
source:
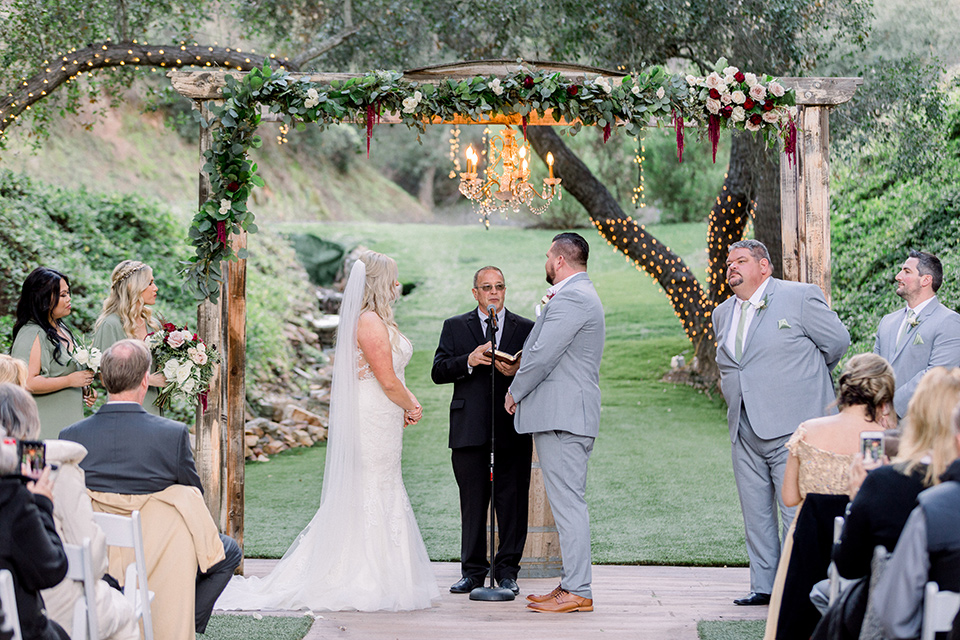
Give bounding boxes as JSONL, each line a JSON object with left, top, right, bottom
{"left": 359, "top": 251, "right": 399, "bottom": 330}
{"left": 835, "top": 353, "right": 895, "bottom": 423}
{"left": 95, "top": 260, "right": 161, "bottom": 337}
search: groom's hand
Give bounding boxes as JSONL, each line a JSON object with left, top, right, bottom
{"left": 468, "top": 342, "right": 493, "bottom": 368}
{"left": 504, "top": 390, "right": 517, "bottom": 415}
{"left": 495, "top": 358, "right": 520, "bottom": 377}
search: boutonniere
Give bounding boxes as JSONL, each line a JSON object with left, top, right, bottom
{"left": 908, "top": 315, "right": 921, "bottom": 329}
{"left": 913, "top": 333, "right": 924, "bottom": 346}
{"left": 540, "top": 294, "right": 551, "bottom": 306}
{"left": 778, "top": 319, "right": 791, "bottom": 329}
{"left": 755, "top": 295, "right": 769, "bottom": 313}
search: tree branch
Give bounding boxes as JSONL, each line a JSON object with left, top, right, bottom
{"left": 0, "top": 41, "right": 298, "bottom": 138}
{"left": 290, "top": 25, "right": 362, "bottom": 69}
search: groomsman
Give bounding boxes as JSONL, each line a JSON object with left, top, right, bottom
{"left": 714, "top": 239, "right": 849, "bottom": 606}
{"left": 874, "top": 250, "right": 960, "bottom": 418}
{"left": 506, "top": 232, "right": 605, "bottom": 613}
{"left": 432, "top": 267, "right": 534, "bottom": 596}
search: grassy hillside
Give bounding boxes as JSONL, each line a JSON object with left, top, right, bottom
{"left": 0, "top": 97, "right": 433, "bottom": 224}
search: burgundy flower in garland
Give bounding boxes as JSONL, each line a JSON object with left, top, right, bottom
{"left": 709, "top": 88, "right": 721, "bottom": 100}
{"left": 762, "top": 100, "right": 775, "bottom": 112}
{"left": 721, "top": 105, "right": 733, "bottom": 119}
{"left": 523, "top": 75, "right": 535, "bottom": 89}
{"left": 216, "top": 220, "right": 228, "bottom": 248}
{"left": 567, "top": 84, "right": 579, "bottom": 97}
{"left": 744, "top": 98, "right": 756, "bottom": 110}
{"left": 226, "top": 181, "right": 240, "bottom": 193}
{"left": 734, "top": 71, "right": 746, "bottom": 83}
{"left": 750, "top": 114, "right": 763, "bottom": 126}
{"left": 708, "top": 114, "right": 721, "bottom": 163}
{"left": 672, "top": 109, "right": 684, "bottom": 163}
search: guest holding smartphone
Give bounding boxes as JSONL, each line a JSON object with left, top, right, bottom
{"left": 11, "top": 268, "right": 96, "bottom": 439}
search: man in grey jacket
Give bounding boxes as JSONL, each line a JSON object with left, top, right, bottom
{"left": 714, "top": 239, "right": 850, "bottom": 606}
{"left": 874, "top": 250, "right": 960, "bottom": 418}
{"left": 506, "top": 232, "right": 605, "bottom": 613}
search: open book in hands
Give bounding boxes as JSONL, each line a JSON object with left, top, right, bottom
{"left": 482, "top": 348, "right": 522, "bottom": 365}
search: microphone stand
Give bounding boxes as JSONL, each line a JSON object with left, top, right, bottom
{"left": 470, "top": 306, "right": 515, "bottom": 602}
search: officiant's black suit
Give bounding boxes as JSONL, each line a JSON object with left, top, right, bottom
{"left": 432, "top": 308, "right": 534, "bottom": 582}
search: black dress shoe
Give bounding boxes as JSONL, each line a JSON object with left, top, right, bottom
{"left": 734, "top": 592, "right": 771, "bottom": 606}
{"left": 499, "top": 578, "right": 520, "bottom": 595}
{"left": 450, "top": 576, "right": 484, "bottom": 593}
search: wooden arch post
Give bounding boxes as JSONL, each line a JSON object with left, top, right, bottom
{"left": 777, "top": 77, "right": 861, "bottom": 301}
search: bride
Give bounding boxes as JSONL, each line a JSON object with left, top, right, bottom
{"left": 216, "top": 251, "right": 440, "bottom": 612}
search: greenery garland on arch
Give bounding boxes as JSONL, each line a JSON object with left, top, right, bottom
{"left": 189, "top": 58, "right": 797, "bottom": 301}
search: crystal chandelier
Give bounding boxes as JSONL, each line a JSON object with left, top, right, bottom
{"left": 458, "top": 128, "right": 562, "bottom": 218}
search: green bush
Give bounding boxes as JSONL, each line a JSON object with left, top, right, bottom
{"left": 831, "top": 130, "right": 960, "bottom": 356}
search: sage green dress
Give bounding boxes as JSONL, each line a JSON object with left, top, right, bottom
{"left": 10, "top": 322, "right": 84, "bottom": 439}
{"left": 92, "top": 313, "right": 160, "bottom": 415}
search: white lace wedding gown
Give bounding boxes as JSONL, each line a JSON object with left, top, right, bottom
{"left": 216, "top": 327, "right": 439, "bottom": 612}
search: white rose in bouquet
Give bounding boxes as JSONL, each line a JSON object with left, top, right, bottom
{"left": 176, "top": 360, "right": 194, "bottom": 385}
{"left": 181, "top": 377, "right": 196, "bottom": 395}
{"left": 163, "top": 358, "right": 181, "bottom": 381}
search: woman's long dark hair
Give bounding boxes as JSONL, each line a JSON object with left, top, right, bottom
{"left": 12, "top": 267, "right": 74, "bottom": 365}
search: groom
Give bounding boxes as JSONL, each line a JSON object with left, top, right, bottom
{"left": 506, "top": 232, "right": 605, "bottom": 613}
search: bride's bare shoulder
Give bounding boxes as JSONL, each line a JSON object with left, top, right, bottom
{"left": 357, "top": 311, "right": 388, "bottom": 338}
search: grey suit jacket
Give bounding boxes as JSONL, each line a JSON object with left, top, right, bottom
{"left": 511, "top": 272, "right": 605, "bottom": 438}
{"left": 714, "top": 278, "right": 850, "bottom": 442}
{"left": 874, "top": 297, "right": 960, "bottom": 417}
{"left": 60, "top": 403, "right": 203, "bottom": 495}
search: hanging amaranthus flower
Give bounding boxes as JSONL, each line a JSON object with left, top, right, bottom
{"left": 707, "top": 114, "right": 721, "bottom": 163}
{"left": 785, "top": 115, "right": 798, "bottom": 167}
{"left": 603, "top": 122, "right": 611, "bottom": 144}
{"left": 521, "top": 115, "right": 528, "bottom": 141}
{"left": 673, "top": 109, "right": 684, "bottom": 163}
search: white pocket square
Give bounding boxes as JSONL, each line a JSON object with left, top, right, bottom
{"left": 778, "top": 319, "right": 791, "bottom": 329}
{"left": 913, "top": 333, "right": 924, "bottom": 346}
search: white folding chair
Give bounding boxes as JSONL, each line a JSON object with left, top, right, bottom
{"left": 827, "top": 515, "right": 844, "bottom": 605}
{"left": 92, "top": 511, "right": 154, "bottom": 640}
{"left": 0, "top": 569, "right": 23, "bottom": 640}
{"left": 921, "top": 581, "right": 960, "bottom": 640}
{"left": 63, "top": 539, "right": 99, "bottom": 640}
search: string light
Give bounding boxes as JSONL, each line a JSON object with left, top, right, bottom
{"left": 447, "top": 126, "right": 461, "bottom": 179}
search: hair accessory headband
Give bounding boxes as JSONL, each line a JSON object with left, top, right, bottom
{"left": 113, "top": 262, "right": 147, "bottom": 287}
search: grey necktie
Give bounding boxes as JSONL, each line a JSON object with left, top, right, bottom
{"left": 735, "top": 300, "right": 751, "bottom": 361}
{"left": 896, "top": 309, "right": 917, "bottom": 350}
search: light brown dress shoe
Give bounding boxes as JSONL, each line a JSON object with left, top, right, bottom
{"left": 526, "top": 584, "right": 564, "bottom": 603}
{"left": 526, "top": 589, "right": 594, "bottom": 613}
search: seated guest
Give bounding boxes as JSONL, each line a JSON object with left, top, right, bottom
{"left": 0, "top": 355, "right": 28, "bottom": 387}
{"left": 813, "top": 366, "right": 960, "bottom": 639}
{"left": 0, "top": 384, "right": 139, "bottom": 640}
{"left": 766, "top": 353, "right": 896, "bottom": 640}
{"left": 873, "top": 376, "right": 960, "bottom": 640}
{"left": 60, "top": 340, "right": 241, "bottom": 638}
{"left": 0, "top": 420, "right": 69, "bottom": 640}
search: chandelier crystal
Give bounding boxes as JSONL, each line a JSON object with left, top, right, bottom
{"left": 458, "top": 128, "right": 562, "bottom": 220}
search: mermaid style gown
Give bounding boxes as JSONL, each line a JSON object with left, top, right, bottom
{"left": 216, "top": 329, "right": 439, "bottom": 612}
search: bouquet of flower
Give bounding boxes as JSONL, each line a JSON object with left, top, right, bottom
{"left": 71, "top": 338, "right": 103, "bottom": 373}
{"left": 71, "top": 337, "right": 102, "bottom": 400}
{"left": 147, "top": 323, "right": 220, "bottom": 412}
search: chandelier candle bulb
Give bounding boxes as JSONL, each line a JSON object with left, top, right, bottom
{"left": 547, "top": 152, "right": 554, "bottom": 179}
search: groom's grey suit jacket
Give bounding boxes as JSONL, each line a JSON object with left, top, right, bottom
{"left": 874, "top": 297, "right": 960, "bottom": 418}
{"left": 512, "top": 272, "right": 605, "bottom": 437}
{"left": 714, "top": 278, "right": 850, "bottom": 442}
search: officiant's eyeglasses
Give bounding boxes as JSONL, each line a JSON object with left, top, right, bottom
{"left": 476, "top": 284, "right": 507, "bottom": 292}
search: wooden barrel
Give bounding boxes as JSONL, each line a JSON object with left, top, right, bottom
{"left": 487, "top": 440, "right": 562, "bottom": 578}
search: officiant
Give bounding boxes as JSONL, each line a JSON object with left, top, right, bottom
{"left": 432, "top": 266, "right": 535, "bottom": 596}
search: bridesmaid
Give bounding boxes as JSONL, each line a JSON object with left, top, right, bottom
{"left": 93, "top": 260, "right": 165, "bottom": 414}
{"left": 10, "top": 267, "right": 96, "bottom": 439}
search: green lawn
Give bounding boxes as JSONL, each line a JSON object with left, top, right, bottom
{"left": 243, "top": 221, "right": 746, "bottom": 566}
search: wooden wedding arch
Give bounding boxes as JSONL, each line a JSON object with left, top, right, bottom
{"left": 168, "top": 61, "right": 860, "bottom": 547}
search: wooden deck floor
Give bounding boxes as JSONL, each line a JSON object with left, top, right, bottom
{"left": 220, "top": 559, "right": 767, "bottom": 639}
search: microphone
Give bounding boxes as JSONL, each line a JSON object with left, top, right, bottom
{"left": 487, "top": 306, "right": 498, "bottom": 330}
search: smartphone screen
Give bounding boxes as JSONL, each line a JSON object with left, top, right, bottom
{"left": 860, "top": 431, "right": 885, "bottom": 466}
{"left": 18, "top": 439, "right": 45, "bottom": 480}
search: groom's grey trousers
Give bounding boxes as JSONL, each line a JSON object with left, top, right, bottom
{"left": 534, "top": 430, "right": 595, "bottom": 599}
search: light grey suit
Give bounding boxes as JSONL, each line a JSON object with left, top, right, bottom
{"left": 512, "top": 272, "right": 605, "bottom": 598}
{"left": 714, "top": 277, "right": 849, "bottom": 593}
{"left": 873, "top": 297, "right": 960, "bottom": 418}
